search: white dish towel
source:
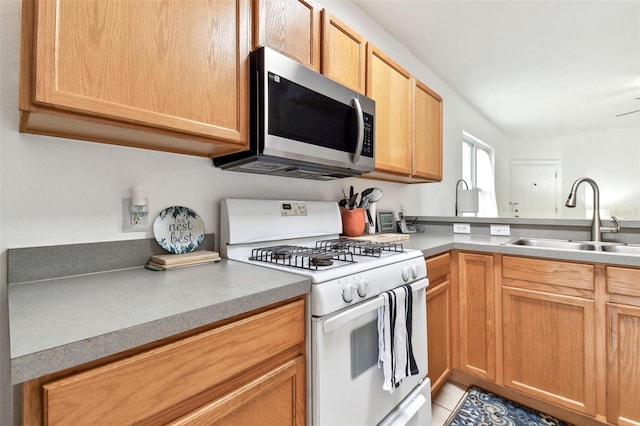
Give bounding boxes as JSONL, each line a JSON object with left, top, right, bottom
{"left": 377, "top": 284, "right": 419, "bottom": 392}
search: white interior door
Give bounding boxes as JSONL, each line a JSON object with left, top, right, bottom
{"left": 510, "top": 161, "right": 560, "bottom": 218}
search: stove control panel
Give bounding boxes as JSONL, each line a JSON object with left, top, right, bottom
{"left": 312, "top": 255, "right": 428, "bottom": 316}
{"left": 280, "top": 202, "right": 307, "bottom": 216}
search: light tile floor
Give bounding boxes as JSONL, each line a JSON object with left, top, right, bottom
{"left": 430, "top": 381, "right": 468, "bottom": 426}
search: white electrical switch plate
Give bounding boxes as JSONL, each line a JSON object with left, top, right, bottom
{"left": 490, "top": 224, "right": 511, "bottom": 236}
{"left": 453, "top": 223, "right": 471, "bottom": 234}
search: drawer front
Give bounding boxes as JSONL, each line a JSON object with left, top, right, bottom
{"left": 169, "top": 356, "right": 305, "bottom": 426}
{"left": 503, "top": 256, "right": 594, "bottom": 291}
{"left": 43, "top": 300, "right": 305, "bottom": 425}
{"left": 426, "top": 252, "right": 450, "bottom": 283}
{"left": 607, "top": 266, "right": 640, "bottom": 298}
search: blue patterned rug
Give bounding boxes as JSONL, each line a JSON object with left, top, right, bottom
{"left": 446, "top": 386, "right": 569, "bottom": 426}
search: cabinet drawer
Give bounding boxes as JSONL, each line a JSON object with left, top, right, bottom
{"left": 503, "top": 256, "right": 594, "bottom": 292}
{"left": 170, "top": 356, "right": 305, "bottom": 425}
{"left": 42, "top": 300, "right": 305, "bottom": 425}
{"left": 607, "top": 266, "right": 640, "bottom": 298}
{"left": 426, "top": 253, "right": 450, "bottom": 284}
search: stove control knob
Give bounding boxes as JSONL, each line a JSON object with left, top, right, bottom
{"left": 342, "top": 285, "right": 355, "bottom": 303}
{"left": 401, "top": 266, "right": 411, "bottom": 282}
{"left": 357, "top": 280, "right": 370, "bottom": 297}
{"left": 411, "top": 263, "right": 419, "bottom": 279}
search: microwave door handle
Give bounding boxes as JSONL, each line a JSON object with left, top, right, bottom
{"left": 351, "top": 97, "right": 364, "bottom": 164}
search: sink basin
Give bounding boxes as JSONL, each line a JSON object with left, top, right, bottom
{"left": 600, "top": 244, "right": 640, "bottom": 254}
{"left": 507, "top": 238, "right": 640, "bottom": 255}
{"left": 506, "top": 238, "right": 596, "bottom": 251}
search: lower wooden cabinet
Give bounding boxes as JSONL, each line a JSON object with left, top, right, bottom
{"left": 502, "top": 287, "right": 596, "bottom": 415}
{"left": 456, "top": 252, "right": 496, "bottom": 381}
{"left": 426, "top": 253, "right": 451, "bottom": 395}
{"left": 23, "top": 298, "right": 305, "bottom": 425}
{"left": 606, "top": 267, "right": 640, "bottom": 426}
{"left": 448, "top": 251, "right": 640, "bottom": 426}
{"left": 501, "top": 256, "right": 596, "bottom": 416}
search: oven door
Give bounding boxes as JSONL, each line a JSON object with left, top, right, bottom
{"left": 311, "top": 279, "right": 431, "bottom": 426}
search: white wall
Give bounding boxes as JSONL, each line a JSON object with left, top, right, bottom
{"left": 510, "top": 126, "right": 640, "bottom": 219}
{"left": 0, "top": 1, "right": 506, "bottom": 423}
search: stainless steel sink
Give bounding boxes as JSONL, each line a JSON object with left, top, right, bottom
{"left": 600, "top": 244, "right": 640, "bottom": 254}
{"left": 506, "top": 238, "right": 596, "bottom": 251}
{"left": 506, "top": 238, "right": 640, "bottom": 255}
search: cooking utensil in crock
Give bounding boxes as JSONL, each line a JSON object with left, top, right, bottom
{"left": 361, "top": 188, "right": 382, "bottom": 234}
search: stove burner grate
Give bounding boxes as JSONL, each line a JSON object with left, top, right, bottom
{"left": 315, "top": 238, "right": 404, "bottom": 257}
{"left": 249, "top": 245, "right": 354, "bottom": 270}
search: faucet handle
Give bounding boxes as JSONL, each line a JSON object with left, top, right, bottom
{"left": 602, "top": 216, "right": 621, "bottom": 234}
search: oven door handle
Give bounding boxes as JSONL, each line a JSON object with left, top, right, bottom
{"left": 322, "top": 279, "right": 428, "bottom": 334}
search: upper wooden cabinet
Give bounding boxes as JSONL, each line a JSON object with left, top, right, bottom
{"left": 320, "top": 11, "right": 366, "bottom": 93}
{"left": 20, "top": 0, "right": 251, "bottom": 156}
{"left": 413, "top": 79, "right": 443, "bottom": 181}
{"left": 366, "top": 44, "right": 413, "bottom": 176}
{"left": 319, "top": 12, "right": 443, "bottom": 183}
{"left": 20, "top": 0, "right": 251, "bottom": 157}
{"left": 363, "top": 44, "right": 443, "bottom": 183}
{"left": 253, "top": 0, "right": 321, "bottom": 71}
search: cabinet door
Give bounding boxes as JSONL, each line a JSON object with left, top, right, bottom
{"left": 321, "top": 11, "right": 366, "bottom": 93}
{"left": 457, "top": 252, "right": 496, "bottom": 381}
{"left": 170, "top": 356, "right": 305, "bottom": 426}
{"left": 30, "top": 0, "right": 250, "bottom": 143}
{"left": 413, "top": 79, "right": 443, "bottom": 181}
{"left": 426, "top": 254, "right": 451, "bottom": 394}
{"left": 607, "top": 303, "right": 640, "bottom": 425}
{"left": 366, "top": 45, "right": 412, "bottom": 175}
{"left": 254, "top": 0, "right": 320, "bottom": 71}
{"left": 502, "top": 287, "right": 596, "bottom": 415}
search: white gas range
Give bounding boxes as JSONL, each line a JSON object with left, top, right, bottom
{"left": 220, "top": 199, "right": 432, "bottom": 426}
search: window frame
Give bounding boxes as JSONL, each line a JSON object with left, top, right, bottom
{"left": 462, "top": 131, "right": 494, "bottom": 188}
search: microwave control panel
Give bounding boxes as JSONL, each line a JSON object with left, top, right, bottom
{"left": 362, "top": 113, "right": 374, "bottom": 157}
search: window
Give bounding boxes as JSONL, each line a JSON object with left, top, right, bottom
{"left": 462, "top": 132, "right": 498, "bottom": 216}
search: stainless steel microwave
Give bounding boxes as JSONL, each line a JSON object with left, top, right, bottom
{"left": 213, "top": 47, "right": 375, "bottom": 180}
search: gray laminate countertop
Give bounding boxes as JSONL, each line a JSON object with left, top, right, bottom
{"left": 10, "top": 231, "right": 640, "bottom": 385}
{"left": 9, "top": 260, "right": 310, "bottom": 384}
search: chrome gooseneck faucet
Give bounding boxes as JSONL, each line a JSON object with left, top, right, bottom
{"left": 565, "top": 177, "right": 620, "bottom": 242}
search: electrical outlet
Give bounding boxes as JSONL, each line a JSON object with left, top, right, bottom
{"left": 123, "top": 198, "right": 148, "bottom": 232}
{"left": 490, "top": 224, "right": 511, "bottom": 236}
{"left": 453, "top": 223, "right": 471, "bottom": 234}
